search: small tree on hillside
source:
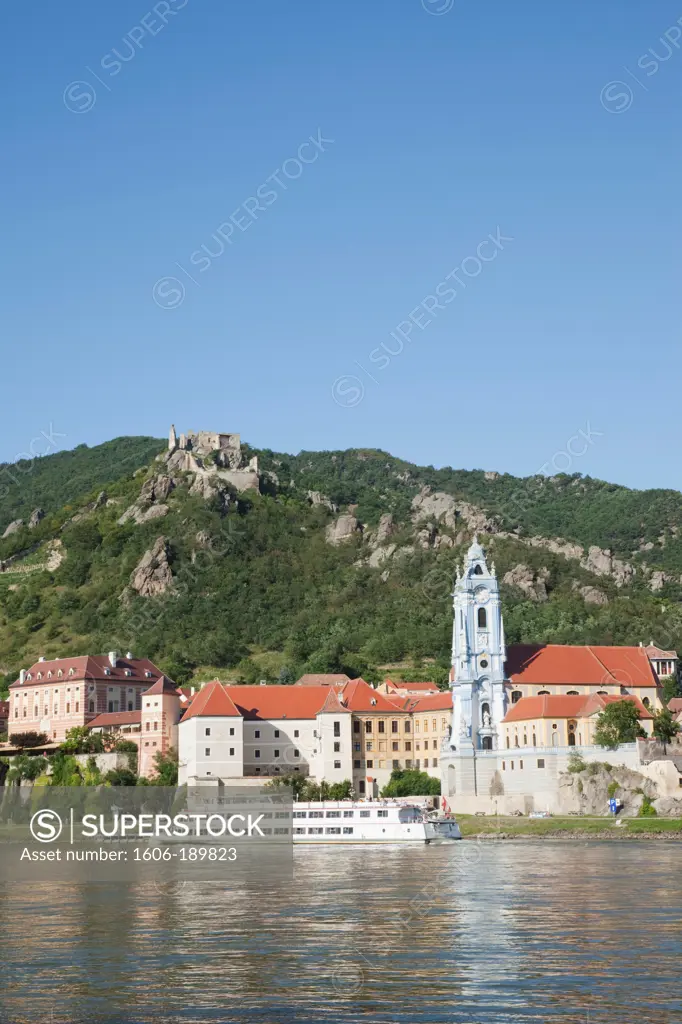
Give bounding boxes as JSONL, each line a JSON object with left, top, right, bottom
{"left": 652, "top": 706, "right": 680, "bottom": 753}
{"left": 594, "top": 701, "right": 646, "bottom": 750}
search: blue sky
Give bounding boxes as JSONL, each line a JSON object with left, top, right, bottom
{"left": 2, "top": 0, "right": 681, "bottom": 489}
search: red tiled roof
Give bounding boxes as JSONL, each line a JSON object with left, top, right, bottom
{"left": 643, "top": 642, "right": 677, "bottom": 660}
{"left": 318, "top": 688, "right": 351, "bottom": 714}
{"left": 144, "top": 675, "right": 179, "bottom": 696}
{"left": 667, "top": 698, "right": 682, "bottom": 713}
{"left": 338, "top": 679, "right": 405, "bottom": 713}
{"left": 296, "top": 674, "right": 351, "bottom": 686}
{"left": 181, "top": 681, "right": 242, "bottom": 721}
{"left": 88, "top": 710, "right": 142, "bottom": 728}
{"left": 407, "top": 692, "right": 452, "bottom": 713}
{"left": 385, "top": 679, "right": 439, "bottom": 694}
{"left": 505, "top": 644, "right": 659, "bottom": 689}
{"left": 225, "top": 684, "right": 338, "bottom": 720}
{"left": 9, "top": 654, "right": 164, "bottom": 689}
{"left": 503, "top": 693, "right": 653, "bottom": 723}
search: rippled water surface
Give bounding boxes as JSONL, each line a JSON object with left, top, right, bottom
{"left": 2, "top": 841, "right": 681, "bottom": 1023}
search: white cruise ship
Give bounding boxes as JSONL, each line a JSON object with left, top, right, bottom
{"left": 290, "top": 801, "right": 461, "bottom": 844}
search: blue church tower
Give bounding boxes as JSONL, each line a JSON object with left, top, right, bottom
{"left": 450, "top": 537, "right": 507, "bottom": 751}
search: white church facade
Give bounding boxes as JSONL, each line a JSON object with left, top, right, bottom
{"left": 440, "top": 539, "right": 660, "bottom": 814}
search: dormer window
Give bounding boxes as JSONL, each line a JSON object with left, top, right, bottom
{"left": 47, "top": 672, "right": 52, "bottom": 679}
{"left": 125, "top": 670, "right": 132, "bottom": 677}
{"left": 26, "top": 674, "right": 32, "bottom": 681}
{"left": 104, "top": 668, "right": 111, "bottom": 676}
{"left": 145, "top": 671, "right": 152, "bottom": 678}
{"left": 37, "top": 672, "right": 42, "bottom": 680}
{"left": 68, "top": 668, "right": 75, "bottom": 676}
{"left": 57, "top": 670, "right": 63, "bottom": 678}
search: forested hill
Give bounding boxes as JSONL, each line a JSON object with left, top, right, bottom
{"left": 1, "top": 434, "right": 682, "bottom": 698}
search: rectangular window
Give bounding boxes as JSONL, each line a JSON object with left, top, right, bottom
{"left": 343, "top": 810, "right": 354, "bottom": 818}
{"left": 378, "top": 759, "right": 385, "bottom": 769}
{"left": 354, "top": 742, "right": 361, "bottom": 752}
{"left": 334, "top": 760, "right": 341, "bottom": 769}
{"left": 365, "top": 741, "right": 373, "bottom": 751}
{"left": 293, "top": 827, "right": 306, "bottom": 835}
{"left": 359, "top": 781, "right": 366, "bottom": 794}
{"left": 255, "top": 750, "right": 261, "bottom": 758}
{"left": 511, "top": 761, "right": 514, "bottom": 770}
{"left": 334, "top": 742, "right": 340, "bottom": 752}
{"left": 205, "top": 748, "right": 211, "bottom": 756}
{"left": 333, "top": 721, "right": 340, "bottom": 737}
{"left": 205, "top": 727, "right": 211, "bottom": 737}
{"left": 365, "top": 721, "right": 372, "bottom": 733}
{"left": 502, "top": 761, "right": 506, "bottom": 770}
{"left": 442, "top": 719, "right": 448, "bottom": 730}
{"left": 230, "top": 727, "right": 234, "bottom": 736}
{"left": 392, "top": 760, "right": 400, "bottom": 769}
{"left": 391, "top": 720, "right": 398, "bottom": 733}
{"left": 432, "top": 758, "right": 438, "bottom": 767}
{"left": 308, "top": 828, "right": 323, "bottom": 835}
{"left": 404, "top": 721, "right": 411, "bottom": 733}
{"left": 274, "top": 729, "right": 280, "bottom": 738}
{"left": 414, "top": 721, "right": 420, "bottom": 732}
{"left": 353, "top": 721, "right": 360, "bottom": 733}
{"left": 432, "top": 719, "right": 437, "bottom": 731}
{"left": 255, "top": 767, "right": 261, "bottom": 774}
{"left": 405, "top": 741, "right": 411, "bottom": 751}
{"left": 378, "top": 720, "right": 385, "bottom": 733}
{"left": 293, "top": 811, "right": 307, "bottom": 819}
{"left": 366, "top": 760, "right": 373, "bottom": 768}
{"left": 76, "top": 702, "right": 80, "bottom": 713}
{"left": 354, "top": 759, "right": 361, "bottom": 768}
{"left": 520, "top": 760, "right": 524, "bottom": 769}
{"left": 308, "top": 811, "right": 324, "bottom": 818}
{"left": 274, "top": 749, "right": 280, "bottom": 757}
{"left": 294, "top": 749, "right": 299, "bottom": 758}
{"left": 255, "top": 730, "right": 260, "bottom": 738}
{"left": 342, "top": 827, "right": 354, "bottom": 835}
{"left": 537, "top": 759, "right": 545, "bottom": 768}
{"left": 392, "top": 741, "right": 399, "bottom": 751}
{"left": 359, "top": 810, "right": 371, "bottom": 818}
{"left": 377, "top": 810, "right": 388, "bottom": 818}
{"left": 326, "top": 811, "right": 341, "bottom": 818}
{"left": 326, "top": 827, "right": 341, "bottom": 835}
{"left": 424, "top": 758, "right": 429, "bottom": 767}
{"left": 423, "top": 719, "right": 429, "bottom": 731}
{"left": 294, "top": 729, "right": 299, "bottom": 738}
{"left": 229, "top": 748, "right": 235, "bottom": 756}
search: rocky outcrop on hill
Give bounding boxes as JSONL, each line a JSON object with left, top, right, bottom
{"left": 368, "top": 543, "right": 396, "bottom": 569}
{"left": 67, "top": 491, "right": 108, "bottom": 526}
{"left": 125, "top": 536, "right": 174, "bottom": 599}
{"left": 326, "top": 514, "right": 362, "bottom": 546}
{"left": 306, "top": 491, "right": 337, "bottom": 512}
{"left": 45, "top": 540, "right": 64, "bottom": 571}
{"left": 118, "top": 474, "right": 175, "bottom": 526}
{"left": 28, "top": 508, "right": 44, "bottom": 529}
{"left": 503, "top": 564, "right": 550, "bottom": 602}
{"left": 411, "top": 487, "right": 499, "bottom": 535}
{"left": 2, "top": 519, "right": 23, "bottom": 538}
{"left": 582, "top": 546, "right": 635, "bottom": 587}
{"left": 572, "top": 582, "right": 609, "bottom": 605}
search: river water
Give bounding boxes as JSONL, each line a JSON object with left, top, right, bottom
{"left": 2, "top": 841, "right": 681, "bottom": 1024}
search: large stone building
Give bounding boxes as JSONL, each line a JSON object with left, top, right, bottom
{"left": 441, "top": 538, "right": 664, "bottom": 812}
{"left": 7, "top": 652, "right": 167, "bottom": 744}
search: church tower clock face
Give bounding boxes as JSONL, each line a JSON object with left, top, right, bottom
{"left": 474, "top": 587, "right": 490, "bottom": 603}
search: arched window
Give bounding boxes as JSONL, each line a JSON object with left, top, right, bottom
{"left": 596, "top": 690, "right": 608, "bottom": 695}
{"left": 532, "top": 732, "right": 537, "bottom": 746}
{"left": 567, "top": 690, "right": 579, "bottom": 696}
{"left": 537, "top": 690, "right": 550, "bottom": 695}
{"left": 511, "top": 690, "right": 522, "bottom": 704}
{"left": 551, "top": 731, "right": 559, "bottom": 747}
{"left": 505, "top": 736, "right": 510, "bottom": 748}
{"left": 477, "top": 607, "right": 487, "bottom": 628}
{"left": 473, "top": 565, "right": 483, "bottom": 575}
{"left": 482, "top": 736, "right": 493, "bottom": 750}
{"left": 643, "top": 697, "right": 650, "bottom": 707}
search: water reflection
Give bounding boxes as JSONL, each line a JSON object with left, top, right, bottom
{"left": 2, "top": 842, "right": 681, "bottom": 1023}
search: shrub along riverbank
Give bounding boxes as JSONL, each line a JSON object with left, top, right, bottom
{"left": 456, "top": 814, "right": 682, "bottom": 838}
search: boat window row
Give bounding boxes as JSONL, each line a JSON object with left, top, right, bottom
{"left": 293, "top": 827, "right": 355, "bottom": 835}
{"left": 292, "top": 809, "right": 390, "bottom": 819}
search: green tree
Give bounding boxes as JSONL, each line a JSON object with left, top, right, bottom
{"left": 381, "top": 768, "right": 441, "bottom": 797}
{"left": 60, "top": 727, "right": 105, "bottom": 755}
{"left": 652, "top": 706, "right": 680, "bottom": 752}
{"left": 594, "top": 700, "right": 646, "bottom": 749}
{"left": 661, "top": 675, "right": 681, "bottom": 703}
{"left": 104, "top": 767, "right": 138, "bottom": 786}
{"left": 9, "top": 731, "right": 48, "bottom": 750}
{"left": 6, "top": 754, "right": 48, "bottom": 784}
{"left": 147, "top": 748, "right": 178, "bottom": 786}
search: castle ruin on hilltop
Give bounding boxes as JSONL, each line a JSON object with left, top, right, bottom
{"left": 164, "top": 424, "right": 260, "bottom": 492}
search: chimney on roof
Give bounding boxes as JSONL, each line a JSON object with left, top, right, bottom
{"left": 126, "top": 651, "right": 133, "bottom": 659}
{"left": 38, "top": 656, "right": 45, "bottom": 663}
{"left": 260, "top": 680, "right": 267, "bottom": 686}
{"left": 19, "top": 670, "right": 26, "bottom": 684}
{"left": 108, "top": 651, "right": 118, "bottom": 668}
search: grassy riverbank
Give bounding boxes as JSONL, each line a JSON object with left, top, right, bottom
{"left": 456, "top": 814, "right": 682, "bottom": 839}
